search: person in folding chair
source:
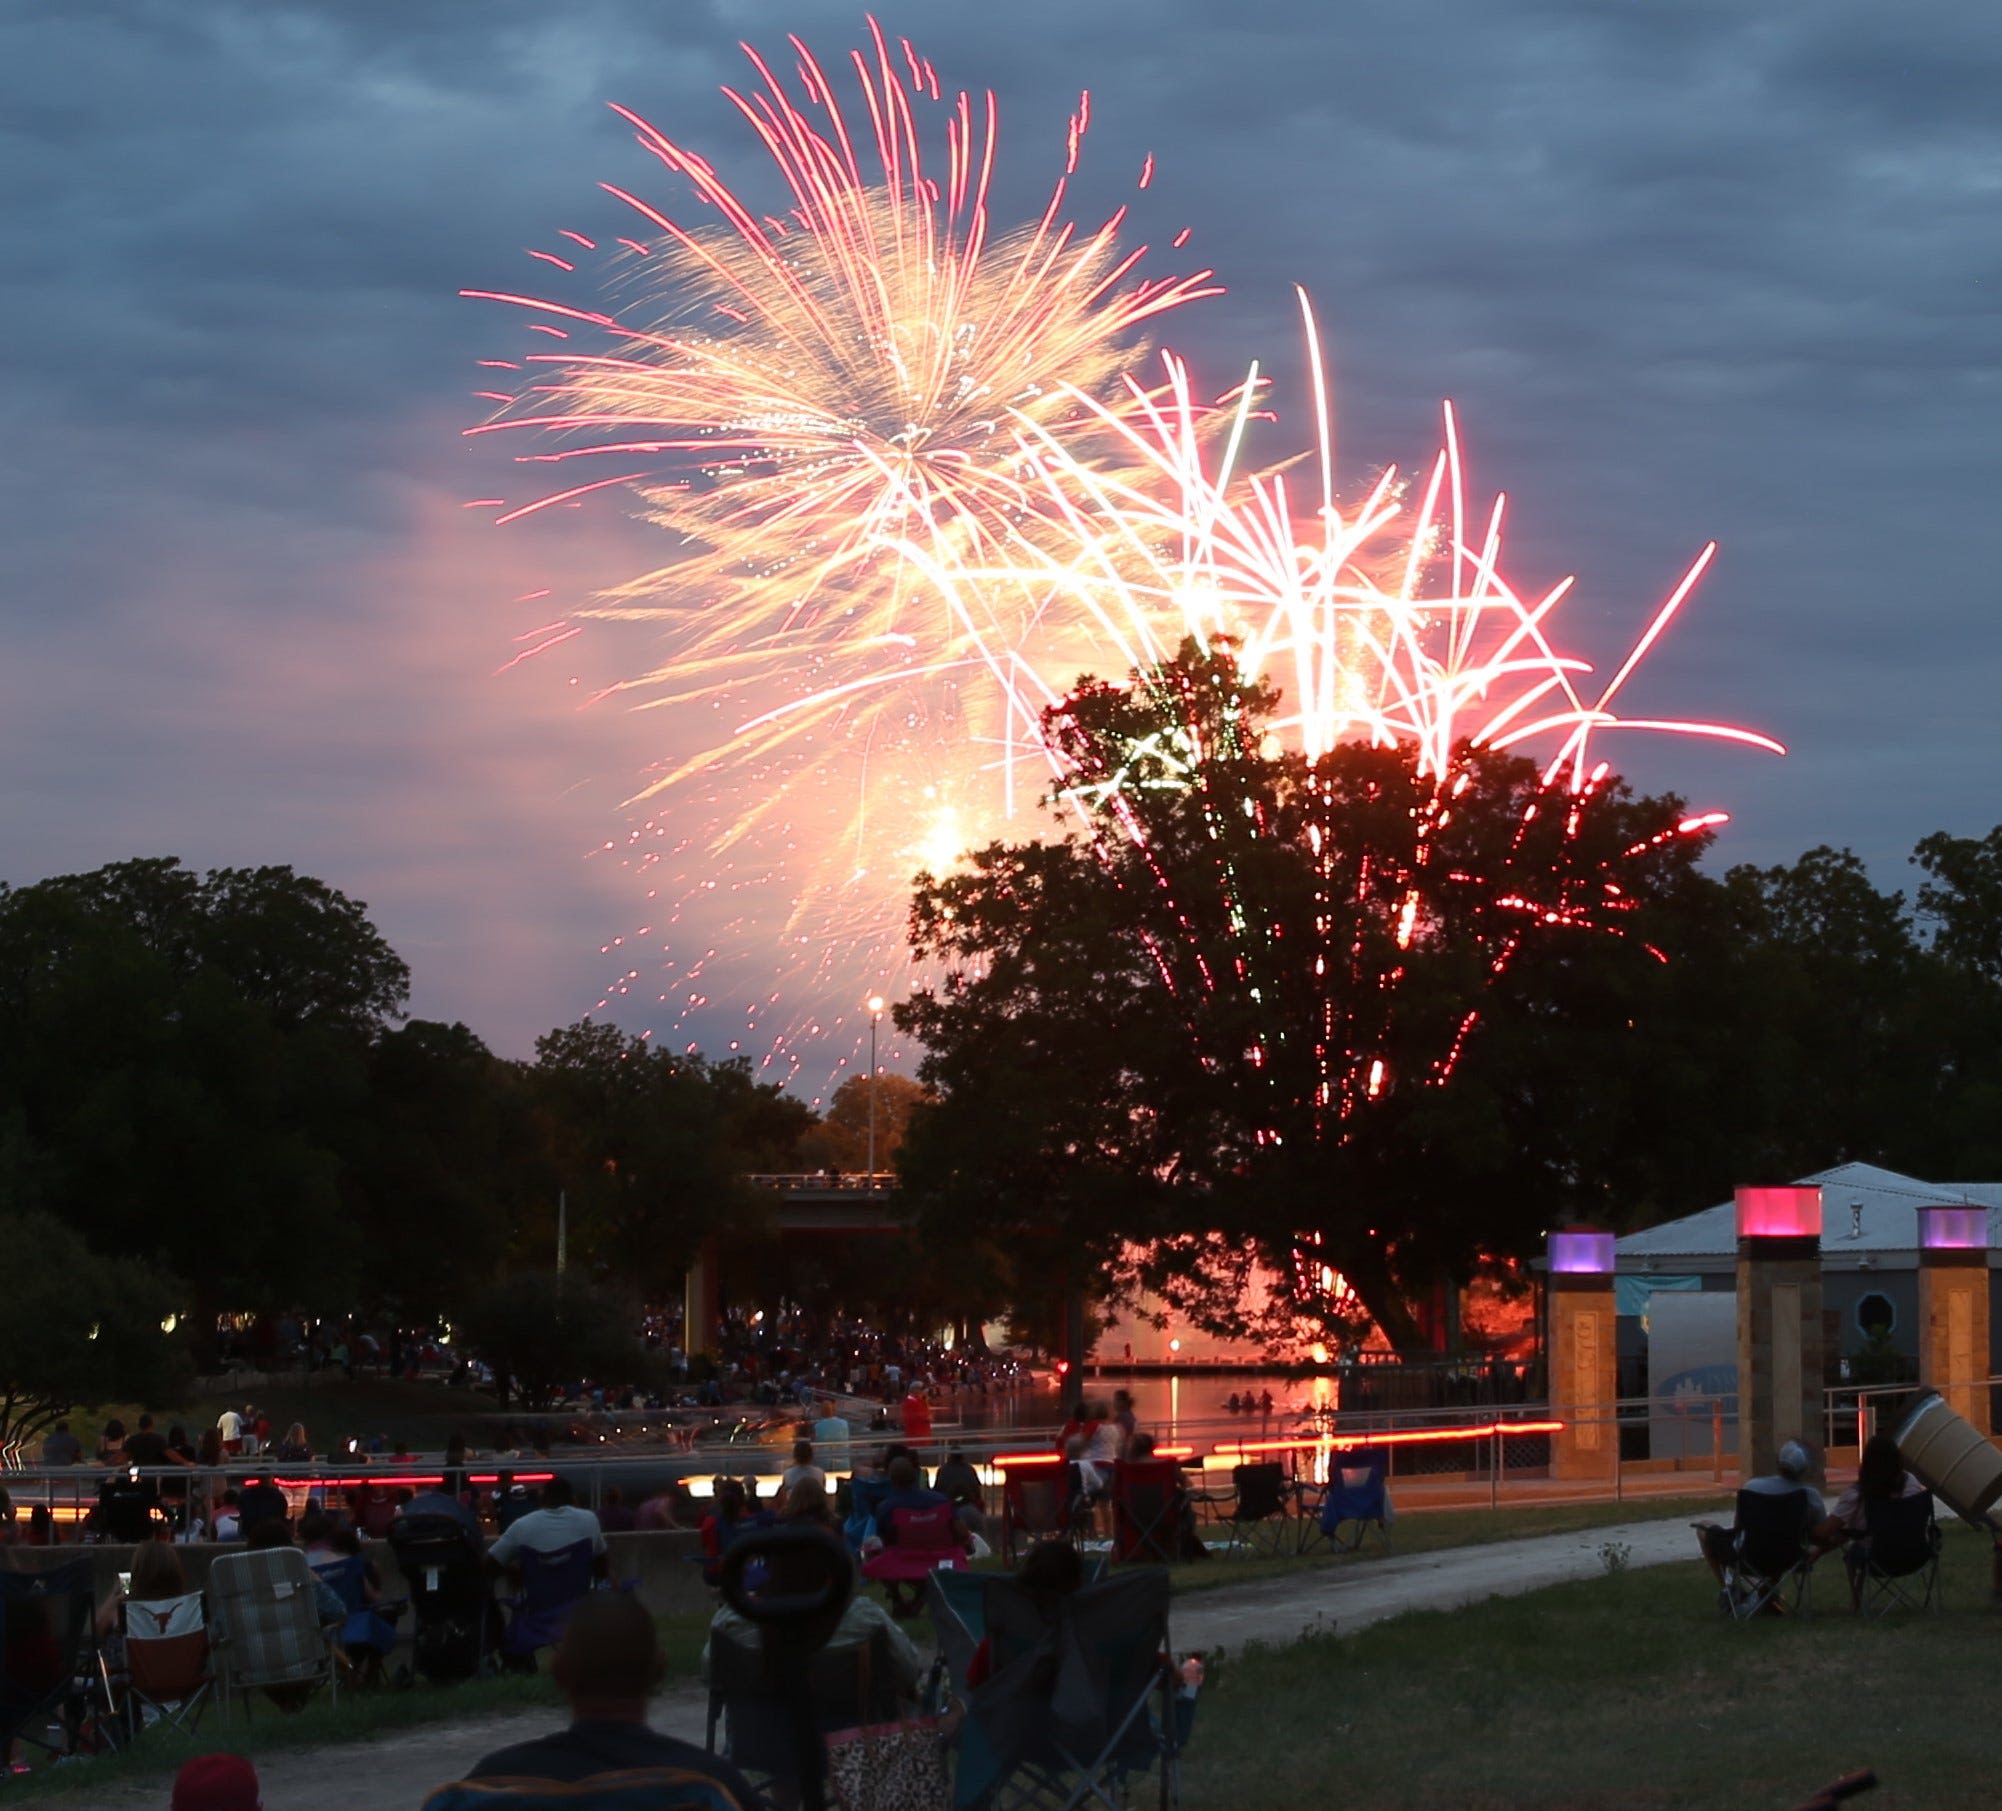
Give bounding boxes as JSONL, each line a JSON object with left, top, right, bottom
{"left": 1694, "top": 1440, "right": 1831, "bottom": 1619}
{"left": 1829, "top": 1434, "right": 1939, "bottom": 1614}
{"left": 952, "top": 1546, "right": 1199, "bottom": 1811}
{"left": 424, "top": 1591, "right": 761, "bottom": 1811}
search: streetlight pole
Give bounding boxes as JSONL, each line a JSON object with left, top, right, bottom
{"left": 866, "top": 995, "right": 885, "bottom": 1190}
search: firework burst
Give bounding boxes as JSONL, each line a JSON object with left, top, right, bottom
{"left": 929, "top": 290, "right": 1786, "bottom": 1131}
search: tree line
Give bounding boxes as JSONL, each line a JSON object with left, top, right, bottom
{"left": 891, "top": 649, "right": 2002, "bottom": 1349}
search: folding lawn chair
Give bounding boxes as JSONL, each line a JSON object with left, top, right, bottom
{"left": 1852, "top": 1491, "right": 1941, "bottom": 1616}
{"left": 310, "top": 1553, "right": 403, "bottom": 1682}
{"left": 861, "top": 1505, "right": 967, "bottom": 1597}
{"left": 705, "top": 1626, "right": 899, "bottom": 1787}
{"left": 843, "top": 1473, "right": 894, "bottom": 1552}
{"left": 503, "top": 1537, "right": 595, "bottom": 1664}
{"left": 955, "top": 1566, "right": 1191, "bottom": 1811}
{"left": 1218, "top": 1462, "right": 1291, "bottom": 1557}
{"left": 121, "top": 1591, "right": 214, "bottom": 1739}
{"left": 1111, "top": 1459, "right": 1185, "bottom": 1564}
{"left": 1710, "top": 1487, "right": 1818, "bottom": 1621}
{"left": 0, "top": 1560, "right": 103, "bottom": 1764}
{"left": 1299, "top": 1448, "right": 1391, "bottom": 1555}
{"left": 205, "top": 1546, "right": 340, "bottom": 1714}
{"left": 1001, "top": 1468, "right": 1073, "bottom": 1564}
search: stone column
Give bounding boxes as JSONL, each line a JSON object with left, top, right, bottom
{"left": 1735, "top": 1185, "right": 1824, "bottom": 1481}
{"left": 1917, "top": 1204, "right": 1991, "bottom": 1434}
{"left": 683, "top": 1237, "right": 722, "bottom": 1357}
{"left": 1548, "top": 1229, "right": 1618, "bottom": 1481}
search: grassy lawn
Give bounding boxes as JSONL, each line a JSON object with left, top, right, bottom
{"left": 1170, "top": 1495, "right": 1732, "bottom": 1595}
{"left": 1183, "top": 1520, "right": 1996, "bottom": 1811}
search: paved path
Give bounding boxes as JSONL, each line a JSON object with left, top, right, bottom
{"left": 84, "top": 1517, "right": 1704, "bottom": 1810}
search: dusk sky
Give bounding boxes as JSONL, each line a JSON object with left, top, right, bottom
{"left": 7, "top": 2, "right": 1999, "bottom": 1095}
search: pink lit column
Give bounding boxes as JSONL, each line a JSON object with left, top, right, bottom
{"left": 1548, "top": 1229, "right": 1618, "bottom": 1481}
{"left": 1735, "top": 1186, "right": 1824, "bottom": 1481}
{"left": 1917, "top": 1204, "right": 1991, "bottom": 1435}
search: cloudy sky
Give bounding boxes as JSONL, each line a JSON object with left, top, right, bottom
{"left": 6, "top": 1, "right": 1999, "bottom": 1088}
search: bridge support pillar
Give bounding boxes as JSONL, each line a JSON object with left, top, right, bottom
{"left": 684, "top": 1237, "right": 722, "bottom": 1357}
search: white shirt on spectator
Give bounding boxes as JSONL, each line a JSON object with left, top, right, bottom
{"left": 217, "top": 1410, "right": 242, "bottom": 1442}
{"left": 489, "top": 1503, "right": 606, "bottom": 1565}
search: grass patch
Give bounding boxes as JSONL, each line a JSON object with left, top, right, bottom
{"left": 1168, "top": 1495, "right": 1732, "bottom": 1594}
{"left": 1183, "top": 1519, "right": 1993, "bottom": 1810}
{"left": 5, "top": 1609, "right": 717, "bottom": 1802}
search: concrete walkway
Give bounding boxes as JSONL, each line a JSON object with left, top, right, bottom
{"left": 81, "top": 1516, "right": 1704, "bottom": 1810}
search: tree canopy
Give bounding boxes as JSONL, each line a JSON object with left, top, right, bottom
{"left": 895, "top": 644, "right": 2002, "bottom": 1348}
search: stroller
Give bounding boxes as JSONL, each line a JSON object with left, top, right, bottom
{"left": 388, "top": 1515, "right": 497, "bottom": 1683}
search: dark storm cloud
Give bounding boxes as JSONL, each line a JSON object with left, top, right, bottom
{"left": 5, "top": 1, "right": 2000, "bottom": 1061}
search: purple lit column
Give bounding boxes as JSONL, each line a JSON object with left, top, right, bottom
{"left": 1735, "top": 1186, "right": 1824, "bottom": 1481}
{"left": 1917, "top": 1204, "right": 1991, "bottom": 1434}
{"left": 1548, "top": 1229, "right": 1617, "bottom": 1481}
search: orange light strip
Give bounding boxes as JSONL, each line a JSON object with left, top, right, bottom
{"left": 1221, "top": 1421, "right": 1564, "bottom": 1454}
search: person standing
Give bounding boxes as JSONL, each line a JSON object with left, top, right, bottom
{"left": 216, "top": 1406, "right": 244, "bottom": 1458}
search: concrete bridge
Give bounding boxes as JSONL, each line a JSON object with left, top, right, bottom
{"left": 683, "top": 1173, "right": 908, "bottom": 1336}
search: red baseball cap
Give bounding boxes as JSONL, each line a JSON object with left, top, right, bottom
{"left": 172, "top": 1754, "right": 263, "bottom": 1811}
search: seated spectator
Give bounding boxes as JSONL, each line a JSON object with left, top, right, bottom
{"left": 122, "top": 1413, "right": 172, "bottom": 1469}
{"left": 24, "top": 1505, "right": 55, "bottom": 1546}
{"left": 210, "top": 1489, "right": 244, "bottom": 1542}
{"left": 444, "top": 1591, "right": 759, "bottom": 1808}
{"left": 778, "top": 1438, "right": 826, "bottom": 1508}
{"left": 933, "top": 1446, "right": 985, "bottom": 1513}
{"left": 486, "top": 1476, "right": 607, "bottom": 1581}
{"left": 40, "top": 1421, "right": 81, "bottom": 1467}
{"left": 597, "top": 1486, "right": 637, "bottom": 1535}
{"left": 97, "top": 1418, "right": 128, "bottom": 1466}
{"left": 1695, "top": 1439, "right": 1831, "bottom": 1587}
{"left": 245, "top": 1519, "right": 348, "bottom": 1627}
{"left": 171, "top": 1754, "right": 263, "bottom": 1811}
{"left": 1827, "top": 1432, "right": 1931, "bottom": 1609}
{"left": 702, "top": 1498, "right": 923, "bottom": 1770}
{"left": 274, "top": 1423, "right": 313, "bottom": 1463}
{"left": 236, "top": 1474, "right": 290, "bottom": 1542}
{"left": 490, "top": 1471, "right": 538, "bottom": 1533}
{"left": 634, "top": 1484, "right": 681, "bottom": 1532}
{"left": 872, "top": 1455, "right": 947, "bottom": 1535}
{"left": 967, "top": 1539, "right": 1082, "bottom": 1686}
{"left": 97, "top": 1539, "right": 189, "bottom": 1641}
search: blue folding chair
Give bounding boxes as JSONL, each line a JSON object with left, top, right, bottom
{"left": 1299, "top": 1448, "right": 1390, "bottom": 1555}
{"left": 502, "top": 1538, "right": 596, "bottom": 1663}
{"left": 843, "top": 1473, "right": 893, "bottom": 1552}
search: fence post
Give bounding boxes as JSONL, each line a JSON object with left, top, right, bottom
{"left": 1490, "top": 1420, "right": 1501, "bottom": 1510}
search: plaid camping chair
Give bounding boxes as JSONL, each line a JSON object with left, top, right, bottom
{"left": 952, "top": 1566, "right": 1194, "bottom": 1811}
{"left": 121, "top": 1591, "right": 214, "bottom": 1739}
{"left": 206, "top": 1546, "right": 340, "bottom": 1714}
{"left": 1850, "top": 1491, "right": 1942, "bottom": 1616}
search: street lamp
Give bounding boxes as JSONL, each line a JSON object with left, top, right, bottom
{"left": 866, "top": 995, "right": 886, "bottom": 1189}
